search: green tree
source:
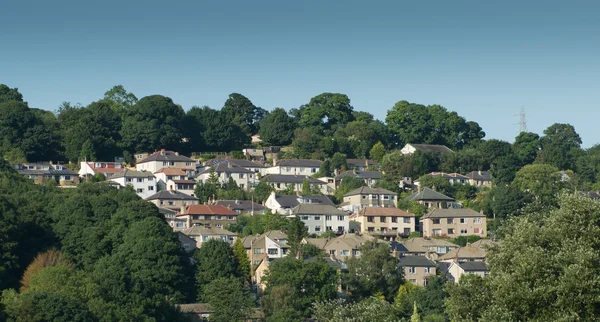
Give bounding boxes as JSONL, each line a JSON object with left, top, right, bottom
{"left": 538, "top": 123, "right": 582, "bottom": 170}
{"left": 258, "top": 108, "right": 296, "bottom": 146}
{"left": 335, "top": 175, "right": 367, "bottom": 201}
{"left": 330, "top": 152, "right": 347, "bottom": 172}
{"left": 233, "top": 238, "right": 250, "bottom": 283}
{"left": 203, "top": 277, "right": 253, "bottom": 322}
{"left": 312, "top": 297, "right": 399, "bottom": 322}
{"left": 286, "top": 215, "right": 308, "bottom": 255}
{"left": 411, "top": 301, "right": 421, "bottom": 322}
{"left": 221, "top": 93, "right": 265, "bottom": 136}
{"left": 444, "top": 274, "right": 491, "bottom": 322}
{"left": 0, "top": 84, "right": 24, "bottom": 103}
{"left": 194, "top": 239, "right": 242, "bottom": 301}
{"left": 253, "top": 181, "right": 274, "bottom": 204}
{"left": 369, "top": 141, "right": 386, "bottom": 163}
{"left": 344, "top": 240, "right": 402, "bottom": 301}
{"left": 513, "top": 132, "right": 541, "bottom": 166}
{"left": 260, "top": 284, "right": 303, "bottom": 320}
{"left": 102, "top": 85, "right": 138, "bottom": 116}
{"left": 512, "top": 163, "right": 563, "bottom": 205}
{"left": 488, "top": 185, "right": 532, "bottom": 219}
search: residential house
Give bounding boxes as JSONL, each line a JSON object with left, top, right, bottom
{"left": 177, "top": 303, "right": 264, "bottom": 322}
{"left": 264, "top": 159, "right": 322, "bottom": 175}
{"left": 177, "top": 232, "right": 197, "bottom": 253}
{"left": 334, "top": 170, "right": 382, "bottom": 188}
{"left": 160, "top": 207, "right": 187, "bottom": 230}
{"left": 399, "top": 256, "right": 437, "bottom": 287}
{"left": 166, "top": 179, "right": 196, "bottom": 196}
{"left": 204, "top": 159, "right": 265, "bottom": 175}
{"left": 448, "top": 261, "right": 489, "bottom": 283}
{"left": 341, "top": 186, "right": 398, "bottom": 213}
{"left": 242, "top": 230, "right": 290, "bottom": 267}
{"left": 262, "top": 174, "right": 327, "bottom": 195}
{"left": 213, "top": 200, "right": 265, "bottom": 215}
{"left": 421, "top": 208, "right": 487, "bottom": 238}
{"left": 437, "top": 246, "right": 487, "bottom": 263}
{"left": 107, "top": 169, "right": 156, "bottom": 199}
{"left": 291, "top": 204, "right": 349, "bottom": 235}
{"left": 79, "top": 161, "right": 124, "bottom": 178}
{"left": 404, "top": 187, "right": 455, "bottom": 209}
{"left": 135, "top": 149, "right": 196, "bottom": 174}
{"left": 305, "top": 234, "right": 375, "bottom": 262}
{"left": 346, "top": 159, "right": 380, "bottom": 171}
{"left": 394, "top": 237, "right": 459, "bottom": 260}
{"left": 196, "top": 161, "right": 258, "bottom": 190}
{"left": 179, "top": 226, "right": 238, "bottom": 248}
{"left": 16, "top": 163, "right": 79, "bottom": 187}
{"left": 264, "top": 191, "right": 335, "bottom": 215}
{"left": 400, "top": 143, "right": 454, "bottom": 155}
{"left": 145, "top": 190, "right": 199, "bottom": 210}
{"left": 351, "top": 207, "right": 415, "bottom": 238}
{"left": 427, "top": 172, "right": 469, "bottom": 185}
{"left": 467, "top": 170, "right": 493, "bottom": 187}
{"left": 177, "top": 204, "right": 238, "bottom": 229}
{"left": 154, "top": 168, "right": 189, "bottom": 190}
{"left": 242, "top": 148, "right": 265, "bottom": 161}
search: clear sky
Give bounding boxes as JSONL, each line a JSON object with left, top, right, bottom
{"left": 2, "top": 0, "right": 598, "bottom": 146}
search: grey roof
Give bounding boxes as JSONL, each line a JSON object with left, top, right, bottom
{"left": 399, "top": 256, "right": 436, "bottom": 267}
{"left": 275, "top": 195, "right": 335, "bottom": 208}
{"left": 137, "top": 150, "right": 195, "bottom": 164}
{"left": 343, "top": 186, "right": 397, "bottom": 197}
{"left": 158, "top": 207, "right": 178, "bottom": 216}
{"left": 429, "top": 172, "right": 469, "bottom": 180}
{"left": 467, "top": 171, "right": 492, "bottom": 181}
{"left": 582, "top": 191, "right": 600, "bottom": 200}
{"left": 214, "top": 200, "right": 264, "bottom": 212}
{"left": 346, "top": 159, "right": 380, "bottom": 168}
{"left": 110, "top": 169, "right": 154, "bottom": 179}
{"left": 199, "top": 162, "right": 254, "bottom": 174}
{"left": 18, "top": 169, "right": 78, "bottom": 176}
{"left": 422, "top": 208, "right": 485, "bottom": 219}
{"left": 276, "top": 159, "right": 322, "bottom": 167}
{"left": 205, "top": 159, "right": 265, "bottom": 168}
{"left": 145, "top": 190, "right": 199, "bottom": 201}
{"left": 405, "top": 187, "right": 454, "bottom": 201}
{"left": 335, "top": 171, "right": 382, "bottom": 180}
{"left": 459, "top": 262, "right": 489, "bottom": 272}
{"left": 408, "top": 144, "right": 454, "bottom": 154}
{"left": 292, "top": 204, "right": 348, "bottom": 216}
{"left": 263, "top": 175, "right": 324, "bottom": 184}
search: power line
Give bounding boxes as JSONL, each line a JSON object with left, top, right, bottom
{"left": 514, "top": 107, "right": 527, "bottom": 133}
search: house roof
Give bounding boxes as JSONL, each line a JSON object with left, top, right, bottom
{"left": 358, "top": 207, "right": 414, "bottom": 217}
{"left": 399, "top": 256, "right": 436, "bottom": 267}
{"left": 438, "top": 246, "right": 487, "bottom": 261}
{"left": 335, "top": 170, "right": 382, "bottom": 180}
{"left": 214, "top": 200, "right": 264, "bottom": 212}
{"left": 276, "top": 159, "right": 323, "bottom": 167}
{"left": 199, "top": 162, "right": 254, "bottom": 175}
{"left": 205, "top": 159, "right": 265, "bottom": 168}
{"left": 241, "top": 230, "right": 289, "bottom": 249}
{"left": 180, "top": 226, "right": 237, "bottom": 237}
{"left": 303, "top": 238, "right": 330, "bottom": 249}
{"left": 145, "top": 190, "right": 199, "bottom": 201}
{"left": 158, "top": 207, "right": 178, "bottom": 217}
{"left": 84, "top": 162, "right": 124, "bottom": 173}
{"left": 458, "top": 261, "right": 489, "bottom": 272}
{"left": 346, "top": 159, "right": 380, "bottom": 168}
{"left": 18, "top": 169, "right": 78, "bottom": 176}
{"left": 110, "top": 169, "right": 154, "bottom": 179}
{"left": 400, "top": 237, "right": 459, "bottom": 253}
{"left": 343, "top": 186, "right": 397, "bottom": 197}
{"left": 137, "top": 149, "right": 195, "bottom": 164}
{"left": 405, "top": 187, "right": 454, "bottom": 201}
{"left": 274, "top": 194, "right": 335, "bottom": 208}
{"left": 262, "top": 175, "right": 324, "bottom": 184}
{"left": 181, "top": 204, "right": 237, "bottom": 216}
{"left": 172, "top": 179, "right": 196, "bottom": 184}
{"left": 292, "top": 204, "right": 348, "bottom": 216}
{"left": 244, "top": 149, "right": 264, "bottom": 157}
{"left": 324, "top": 234, "right": 375, "bottom": 250}
{"left": 154, "top": 168, "right": 188, "bottom": 176}
{"left": 407, "top": 144, "right": 454, "bottom": 154}
{"left": 429, "top": 172, "right": 470, "bottom": 180}
{"left": 471, "top": 239, "right": 498, "bottom": 249}
{"left": 467, "top": 171, "right": 492, "bottom": 181}
{"left": 422, "top": 208, "right": 485, "bottom": 219}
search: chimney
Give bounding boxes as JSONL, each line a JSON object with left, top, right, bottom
{"left": 296, "top": 251, "right": 302, "bottom": 260}
{"left": 478, "top": 170, "right": 482, "bottom": 175}
{"left": 365, "top": 159, "right": 369, "bottom": 167}
{"left": 417, "top": 184, "right": 421, "bottom": 193}
{"left": 180, "top": 205, "right": 186, "bottom": 215}
{"left": 186, "top": 214, "right": 191, "bottom": 228}
{"left": 175, "top": 152, "right": 179, "bottom": 156}
{"left": 228, "top": 161, "right": 232, "bottom": 168}
{"left": 273, "top": 159, "right": 277, "bottom": 166}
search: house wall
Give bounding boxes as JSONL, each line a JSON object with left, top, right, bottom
{"left": 166, "top": 179, "right": 195, "bottom": 196}
{"left": 264, "top": 237, "right": 286, "bottom": 258}
{"left": 196, "top": 172, "right": 257, "bottom": 190}
{"left": 355, "top": 215, "right": 415, "bottom": 235}
{"left": 269, "top": 182, "right": 327, "bottom": 195}
{"left": 109, "top": 176, "right": 157, "bottom": 199}
{"left": 342, "top": 194, "right": 398, "bottom": 213}
{"left": 421, "top": 217, "right": 487, "bottom": 238}
{"left": 403, "top": 266, "right": 436, "bottom": 287}
{"left": 149, "top": 199, "right": 198, "bottom": 209}
{"left": 264, "top": 166, "right": 319, "bottom": 175}
{"left": 324, "top": 240, "right": 359, "bottom": 261}
{"left": 297, "top": 214, "right": 349, "bottom": 234}
{"left": 136, "top": 160, "right": 195, "bottom": 173}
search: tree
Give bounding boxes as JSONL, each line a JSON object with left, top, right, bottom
{"left": 221, "top": 93, "right": 265, "bottom": 136}
{"left": 260, "top": 284, "right": 303, "bottom": 320}
{"left": 539, "top": 123, "right": 582, "bottom": 170}
{"left": 0, "top": 84, "right": 24, "bottom": 103}
{"left": 203, "top": 277, "right": 253, "bottom": 322}
{"left": 444, "top": 274, "right": 491, "bottom": 322}
{"left": 103, "top": 85, "right": 138, "bottom": 116}
{"left": 258, "top": 108, "right": 296, "bottom": 146}
{"left": 120, "top": 95, "right": 185, "bottom": 153}
{"left": 312, "top": 297, "right": 399, "bottom": 322}
{"left": 513, "top": 132, "right": 540, "bottom": 166}
{"left": 253, "top": 182, "right": 274, "bottom": 204}
{"left": 286, "top": 216, "right": 308, "bottom": 255}
{"left": 233, "top": 238, "right": 250, "bottom": 283}
{"left": 295, "top": 93, "right": 354, "bottom": 134}
{"left": 488, "top": 185, "right": 532, "bottom": 219}
{"left": 344, "top": 240, "right": 402, "bottom": 301}
{"left": 330, "top": 152, "right": 347, "bottom": 172}
{"left": 415, "top": 175, "right": 454, "bottom": 198}
{"left": 411, "top": 301, "right": 421, "bottom": 322}
{"left": 335, "top": 175, "right": 367, "bottom": 201}
{"left": 512, "top": 163, "right": 563, "bottom": 205}
{"left": 185, "top": 106, "right": 248, "bottom": 152}
{"left": 193, "top": 239, "right": 243, "bottom": 301}
{"left": 369, "top": 141, "right": 386, "bottom": 163}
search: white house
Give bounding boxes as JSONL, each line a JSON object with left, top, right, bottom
{"left": 262, "top": 174, "right": 328, "bottom": 195}
{"left": 204, "top": 159, "right": 266, "bottom": 176}
{"left": 166, "top": 179, "right": 196, "bottom": 196}
{"left": 107, "top": 169, "right": 157, "bottom": 199}
{"left": 196, "top": 161, "right": 258, "bottom": 190}
{"left": 291, "top": 204, "right": 349, "bottom": 235}
{"left": 264, "top": 191, "right": 336, "bottom": 215}
{"left": 264, "top": 159, "right": 322, "bottom": 175}
{"left": 154, "top": 168, "right": 189, "bottom": 190}
{"left": 79, "top": 161, "right": 125, "bottom": 178}
{"left": 447, "top": 261, "right": 489, "bottom": 283}
{"left": 135, "top": 149, "right": 196, "bottom": 174}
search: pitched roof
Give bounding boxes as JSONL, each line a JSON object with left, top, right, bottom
{"left": 324, "top": 234, "right": 375, "bottom": 250}
{"left": 180, "top": 226, "right": 237, "bottom": 237}
{"left": 470, "top": 239, "right": 498, "bottom": 249}
{"left": 346, "top": 159, "right": 380, "bottom": 168}
{"left": 110, "top": 169, "right": 154, "bottom": 179}
{"left": 182, "top": 204, "right": 237, "bottom": 216}
{"left": 172, "top": 180, "right": 195, "bottom": 184}
{"left": 154, "top": 168, "right": 188, "bottom": 175}
{"left": 467, "top": 170, "right": 492, "bottom": 181}
{"left": 274, "top": 194, "right": 335, "bottom": 208}
{"left": 458, "top": 261, "right": 488, "bottom": 272}
{"left": 335, "top": 170, "right": 382, "bottom": 180}
{"left": 214, "top": 200, "right": 264, "bottom": 212}
{"left": 199, "top": 162, "right": 254, "bottom": 175}
{"left": 137, "top": 149, "right": 195, "bottom": 164}
{"left": 359, "top": 207, "right": 414, "bottom": 217}
{"left": 429, "top": 172, "right": 469, "bottom": 180}
{"left": 18, "top": 169, "right": 78, "bottom": 176}
{"left": 407, "top": 144, "right": 454, "bottom": 154}
{"left": 438, "top": 246, "right": 487, "bottom": 261}
{"left": 205, "top": 159, "right": 265, "bottom": 168}
{"left": 276, "top": 159, "right": 322, "bottom": 167}
{"left": 84, "top": 162, "right": 124, "bottom": 173}
{"left": 399, "top": 256, "right": 436, "bottom": 267}
{"left": 405, "top": 187, "right": 454, "bottom": 201}
{"left": 422, "top": 208, "right": 485, "bottom": 219}
{"left": 303, "top": 238, "right": 330, "bottom": 249}
{"left": 262, "top": 175, "right": 324, "bottom": 184}
{"left": 400, "top": 237, "right": 459, "bottom": 253}
{"left": 145, "top": 190, "right": 199, "bottom": 201}
{"left": 343, "top": 186, "right": 397, "bottom": 197}
{"left": 292, "top": 204, "right": 348, "bottom": 216}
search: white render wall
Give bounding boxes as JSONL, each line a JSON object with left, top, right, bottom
{"left": 264, "top": 166, "right": 320, "bottom": 175}
{"left": 108, "top": 176, "right": 157, "bottom": 199}
{"left": 295, "top": 214, "right": 349, "bottom": 234}
{"left": 136, "top": 160, "right": 195, "bottom": 173}
{"left": 196, "top": 172, "right": 258, "bottom": 190}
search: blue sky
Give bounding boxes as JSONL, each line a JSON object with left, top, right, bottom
{"left": 2, "top": 1, "right": 598, "bottom": 146}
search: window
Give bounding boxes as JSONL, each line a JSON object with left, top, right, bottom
{"left": 474, "top": 217, "right": 482, "bottom": 224}
{"left": 368, "top": 227, "right": 375, "bottom": 232}
{"left": 380, "top": 216, "right": 386, "bottom": 223}
{"left": 240, "top": 184, "right": 245, "bottom": 189}
{"left": 227, "top": 216, "right": 234, "bottom": 220}
{"left": 410, "top": 279, "right": 417, "bottom": 284}
{"left": 64, "top": 176, "right": 71, "bottom": 181}
{"left": 311, "top": 168, "right": 317, "bottom": 173}
{"left": 126, "top": 178, "right": 132, "bottom": 182}
{"left": 337, "top": 216, "right": 344, "bottom": 221}
{"left": 137, "top": 178, "right": 144, "bottom": 182}
{"left": 254, "top": 248, "right": 263, "bottom": 254}
{"left": 460, "top": 228, "right": 468, "bottom": 234}
{"left": 408, "top": 267, "right": 416, "bottom": 274}
{"left": 239, "top": 173, "right": 245, "bottom": 179}
{"left": 160, "top": 200, "right": 164, "bottom": 205}
{"left": 148, "top": 186, "right": 154, "bottom": 191}
{"left": 424, "top": 267, "right": 430, "bottom": 274}
{"left": 448, "top": 228, "right": 455, "bottom": 235}
{"left": 136, "top": 188, "right": 143, "bottom": 193}
{"left": 403, "top": 217, "right": 411, "bottom": 223}
{"left": 285, "top": 167, "right": 291, "bottom": 172}
{"left": 301, "top": 215, "right": 309, "bottom": 220}
{"left": 362, "top": 195, "right": 367, "bottom": 199}
{"left": 276, "top": 183, "right": 281, "bottom": 189}
{"left": 341, "top": 250, "right": 349, "bottom": 256}
{"left": 169, "top": 161, "right": 175, "bottom": 166}
{"left": 328, "top": 250, "right": 336, "bottom": 255}
{"left": 186, "top": 162, "right": 192, "bottom": 166}
{"left": 315, "top": 226, "right": 321, "bottom": 232}
{"left": 314, "top": 216, "right": 320, "bottom": 221}
{"left": 433, "top": 229, "right": 441, "bottom": 236}
{"left": 325, "top": 215, "right": 332, "bottom": 221}
{"left": 268, "top": 248, "right": 278, "bottom": 255}
{"left": 168, "top": 201, "right": 174, "bottom": 206}
{"left": 337, "top": 226, "right": 344, "bottom": 232}
{"left": 391, "top": 217, "right": 398, "bottom": 223}
{"left": 353, "top": 249, "right": 360, "bottom": 256}
{"left": 370, "top": 195, "right": 378, "bottom": 199}
{"left": 216, "top": 216, "right": 222, "bottom": 220}
{"left": 433, "top": 219, "right": 441, "bottom": 224}
{"left": 367, "top": 216, "right": 375, "bottom": 223}
{"left": 447, "top": 218, "right": 454, "bottom": 224}
{"left": 474, "top": 228, "right": 480, "bottom": 234}
{"left": 460, "top": 218, "right": 466, "bottom": 224}
{"left": 300, "top": 168, "right": 305, "bottom": 173}
{"left": 383, "top": 195, "right": 390, "bottom": 200}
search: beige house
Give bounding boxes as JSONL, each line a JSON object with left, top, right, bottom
{"left": 399, "top": 256, "right": 437, "bottom": 287}
{"left": 135, "top": 149, "right": 196, "bottom": 174}
{"left": 16, "top": 163, "right": 80, "bottom": 187}
{"left": 448, "top": 261, "right": 489, "bottom": 283}
{"left": 179, "top": 226, "right": 238, "bottom": 248}
{"left": 304, "top": 233, "right": 376, "bottom": 262}
{"left": 145, "top": 190, "right": 199, "bottom": 211}
{"left": 405, "top": 187, "right": 455, "bottom": 209}
{"left": 351, "top": 207, "right": 415, "bottom": 238}
{"left": 437, "top": 246, "right": 487, "bottom": 263}
{"left": 242, "top": 230, "right": 290, "bottom": 267}
{"left": 421, "top": 208, "right": 486, "bottom": 238}
{"left": 341, "top": 187, "right": 398, "bottom": 214}
{"left": 396, "top": 237, "right": 459, "bottom": 260}
{"left": 467, "top": 170, "right": 493, "bottom": 188}
{"left": 177, "top": 204, "right": 238, "bottom": 229}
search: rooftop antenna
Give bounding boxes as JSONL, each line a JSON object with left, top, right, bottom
{"left": 516, "top": 107, "right": 527, "bottom": 133}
